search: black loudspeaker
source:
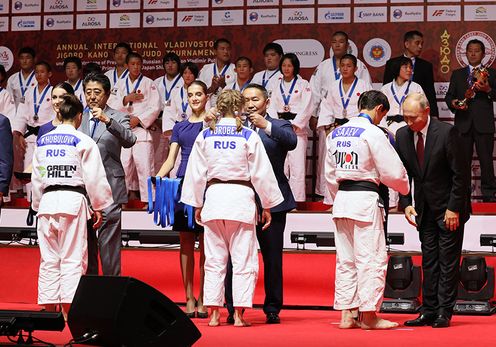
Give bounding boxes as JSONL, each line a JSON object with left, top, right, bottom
{"left": 67, "top": 276, "right": 201, "bottom": 347}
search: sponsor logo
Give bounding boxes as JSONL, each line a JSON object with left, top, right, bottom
{"left": 362, "top": 38, "right": 391, "bottom": 67}
{"left": 325, "top": 11, "right": 344, "bottom": 20}
{"left": 113, "top": 0, "right": 121, "bottom": 6}
{"left": 250, "top": 0, "right": 275, "bottom": 3}
{"left": 81, "top": 16, "right": 102, "bottom": 27}
{"left": 435, "top": 82, "right": 450, "bottom": 98}
{"left": 14, "top": 1, "right": 22, "bottom": 10}
{"left": 274, "top": 39, "right": 324, "bottom": 68}
{"left": 49, "top": 0, "right": 69, "bottom": 10}
{"left": 249, "top": 12, "right": 258, "bottom": 22}
{"left": 455, "top": 31, "right": 496, "bottom": 67}
{"left": 333, "top": 150, "right": 359, "bottom": 169}
{"left": 392, "top": 9, "right": 402, "bottom": 19}
{"left": 428, "top": 6, "right": 460, "bottom": 21}
{"left": 149, "top": 0, "right": 157, "bottom": 3}
{"left": 215, "top": 0, "right": 223, "bottom": 3}
{"left": 288, "top": 10, "right": 308, "bottom": 22}
{"left": 145, "top": 14, "right": 154, "bottom": 24}
{"left": 182, "top": 15, "right": 193, "bottom": 22}
{"left": 46, "top": 17, "right": 55, "bottom": 27}
{"left": 17, "top": 19, "right": 35, "bottom": 28}
{"left": 0, "top": 46, "right": 14, "bottom": 71}
{"left": 432, "top": 10, "right": 444, "bottom": 16}
{"left": 224, "top": 11, "right": 230, "bottom": 19}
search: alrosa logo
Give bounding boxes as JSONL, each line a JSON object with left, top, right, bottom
{"left": 50, "top": 0, "right": 69, "bottom": 10}
{"left": 288, "top": 10, "right": 308, "bottom": 21}
{"left": 82, "top": 16, "right": 101, "bottom": 27}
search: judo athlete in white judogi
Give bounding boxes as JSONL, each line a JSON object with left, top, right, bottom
{"left": 267, "top": 53, "right": 313, "bottom": 202}
{"left": 251, "top": 42, "right": 284, "bottom": 97}
{"left": 31, "top": 94, "right": 113, "bottom": 318}
{"left": 108, "top": 52, "right": 161, "bottom": 202}
{"left": 104, "top": 42, "right": 131, "bottom": 90}
{"left": 181, "top": 90, "right": 283, "bottom": 327}
{"left": 12, "top": 62, "right": 54, "bottom": 200}
{"left": 325, "top": 90, "right": 409, "bottom": 330}
{"left": 0, "top": 71, "right": 16, "bottom": 122}
{"left": 6, "top": 47, "right": 37, "bottom": 108}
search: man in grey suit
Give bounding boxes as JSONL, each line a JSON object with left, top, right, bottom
{"left": 81, "top": 73, "right": 136, "bottom": 276}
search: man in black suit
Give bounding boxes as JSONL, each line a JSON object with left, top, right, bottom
{"left": 0, "top": 114, "right": 13, "bottom": 210}
{"left": 225, "top": 83, "right": 297, "bottom": 324}
{"left": 445, "top": 39, "right": 496, "bottom": 202}
{"left": 383, "top": 30, "right": 439, "bottom": 118}
{"left": 396, "top": 93, "right": 471, "bottom": 328}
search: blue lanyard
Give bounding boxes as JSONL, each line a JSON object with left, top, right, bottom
{"left": 113, "top": 68, "right": 129, "bottom": 84}
{"left": 279, "top": 77, "right": 298, "bottom": 106}
{"left": 358, "top": 113, "right": 373, "bottom": 124}
{"left": 233, "top": 79, "right": 252, "bottom": 92}
{"left": 180, "top": 87, "right": 189, "bottom": 113}
{"left": 262, "top": 70, "right": 278, "bottom": 87}
{"left": 213, "top": 63, "right": 229, "bottom": 77}
{"left": 73, "top": 79, "right": 82, "bottom": 92}
{"left": 125, "top": 74, "right": 144, "bottom": 95}
{"left": 410, "top": 58, "right": 415, "bottom": 80}
{"left": 339, "top": 77, "right": 358, "bottom": 111}
{"left": 0, "top": 87, "right": 3, "bottom": 93}
{"left": 391, "top": 80, "right": 412, "bottom": 107}
{"left": 33, "top": 85, "right": 51, "bottom": 116}
{"left": 19, "top": 71, "right": 35, "bottom": 96}
{"left": 332, "top": 56, "right": 341, "bottom": 80}
{"left": 163, "top": 74, "right": 181, "bottom": 101}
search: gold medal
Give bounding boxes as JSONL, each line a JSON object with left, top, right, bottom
{"left": 342, "top": 109, "right": 347, "bottom": 118}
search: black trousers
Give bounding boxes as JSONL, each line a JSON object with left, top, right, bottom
{"left": 87, "top": 203, "right": 122, "bottom": 276}
{"left": 459, "top": 128, "right": 496, "bottom": 200}
{"left": 419, "top": 208, "right": 464, "bottom": 318}
{"left": 225, "top": 211, "right": 287, "bottom": 314}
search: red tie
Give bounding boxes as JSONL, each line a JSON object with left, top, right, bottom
{"left": 416, "top": 132, "right": 424, "bottom": 167}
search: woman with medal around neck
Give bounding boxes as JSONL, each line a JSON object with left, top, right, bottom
{"left": 156, "top": 80, "right": 209, "bottom": 319}
{"left": 267, "top": 53, "right": 314, "bottom": 203}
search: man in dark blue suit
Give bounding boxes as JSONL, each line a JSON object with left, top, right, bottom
{"left": 0, "top": 114, "right": 13, "bottom": 209}
{"left": 225, "top": 84, "right": 297, "bottom": 324}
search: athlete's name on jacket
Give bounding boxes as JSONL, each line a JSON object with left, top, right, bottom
{"left": 37, "top": 134, "right": 81, "bottom": 147}
{"left": 332, "top": 127, "right": 365, "bottom": 139}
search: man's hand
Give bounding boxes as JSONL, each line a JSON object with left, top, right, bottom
{"left": 129, "top": 116, "right": 141, "bottom": 129}
{"left": 260, "top": 208, "right": 272, "bottom": 231}
{"left": 474, "top": 78, "right": 491, "bottom": 93}
{"left": 404, "top": 205, "right": 418, "bottom": 227}
{"left": 195, "top": 207, "right": 204, "bottom": 226}
{"left": 451, "top": 99, "right": 468, "bottom": 111}
{"left": 91, "top": 107, "right": 110, "bottom": 124}
{"left": 248, "top": 113, "right": 268, "bottom": 129}
{"left": 93, "top": 210, "right": 103, "bottom": 229}
{"left": 444, "top": 209, "right": 460, "bottom": 231}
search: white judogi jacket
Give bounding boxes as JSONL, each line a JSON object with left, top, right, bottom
{"left": 13, "top": 85, "right": 54, "bottom": 142}
{"left": 154, "top": 74, "right": 184, "bottom": 111}
{"left": 0, "top": 87, "right": 16, "bottom": 121}
{"left": 7, "top": 70, "right": 37, "bottom": 108}
{"left": 267, "top": 76, "right": 314, "bottom": 131}
{"left": 317, "top": 78, "right": 373, "bottom": 129}
{"left": 68, "top": 79, "right": 87, "bottom": 109}
{"left": 325, "top": 116, "right": 409, "bottom": 222}
{"left": 310, "top": 57, "right": 371, "bottom": 114}
{"left": 31, "top": 124, "right": 113, "bottom": 215}
{"left": 105, "top": 68, "right": 129, "bottom": 89}
{"left": 199, "top": 62, "right": 236, "bottom": 105}
{"left": 252, "top": 69, "right": 283, "bottom": 96}
{"left": 107, "top": 74, "right": 161, "bottom": 141}
{"left": 181, "top": 118, "right": 283, "bottom": 224}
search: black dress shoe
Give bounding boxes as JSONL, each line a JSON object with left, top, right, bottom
{"left": 404, "top": 314, "right": 436, "bottom": 326}
{"left": 432, "top": 315, "right": 450, "bottom": 328}
{"left": 266, "top": 313, "right": 280, "bottom": 324}
{"left": 226, "top": 314, "right": 234, "bottom": 324}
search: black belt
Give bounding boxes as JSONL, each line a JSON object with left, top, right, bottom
{"left": 24, "top": 125, "right": 40, "bottom": 138}
{"left": 338, "top": 180, "right": 379, "bottom": 193}
{"left": 277, "top": 112, "right": 297, "bottom": 121}
{"left": 44, "top": 185, "right": 87, "bottom": 195}
{"left": 386, "top": 114, "right": 404, "bottom": 123}
{"left": 334, "top": 118, "right": 349, "bottom": 126}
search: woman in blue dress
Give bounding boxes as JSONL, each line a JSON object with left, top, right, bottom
{"left": 156, "top": 79, "right": 208, "bottom": 318}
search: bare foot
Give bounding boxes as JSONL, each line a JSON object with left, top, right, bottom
{"left": 208, "top": 308, "right": 220, "bottom": 327}
{"left": 234, "top": 308, "right": 250, "bottom": 327}
{"left": 361, "top": 312, "right": 398, "bottom": 330}
{"left": 338, "top": 309, "right": 360, "bottom": 329}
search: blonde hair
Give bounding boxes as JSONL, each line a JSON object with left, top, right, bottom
{"left": 210, "top": 89, "right": 245, "bottom": 132}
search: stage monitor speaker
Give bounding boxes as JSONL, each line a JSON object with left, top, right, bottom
{"left": 67, "top": 275, "right": 201, "bottom": 347}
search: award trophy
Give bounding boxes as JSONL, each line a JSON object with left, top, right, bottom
{"left": 456, "top": 66, "right": 489, "bottom": 108}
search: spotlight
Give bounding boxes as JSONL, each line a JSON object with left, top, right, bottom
{"left": 380, "top": 255, "right": 421, "bottom": 313}
{"left": 454, "top": 256, "right": 495, "bottom": 315}
{"left": 0, "top": 310, "right": 64, "bottom": 345}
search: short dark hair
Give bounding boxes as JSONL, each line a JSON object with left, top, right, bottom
{"left": 52, "top": 82, "right": 75, "bottom": 96}
{"left": 467, "top": 39, "right": 485, "bottom": 55}
{"left": 84, "top": 62, "right": 102, "bottom": 76}
{"left": 59, "top": 94, "right": 83, "bottom": 120}
{"left": 63, "top": 56, "right": 82, "bottom": 70}
{"left": 243, "top": 83, "right": 269, "bottom": 100}
{"left": 187, "top": 80, "right": 208, "bottom": 94}
{"left": 392, "top": 56, "right": 413, "bottom": 80}
{"left": 358, "top": 90, "right": 390, "bottom": 112}
{"left": 279, "top": 53, "right": 300, "bottom": 76}
{"left": 114, "top": 42, "right": 132, "bottom": 54}
{"left": 235, "top": 56, "right": 253, "bottom": 68}
{"left": 126, "top": 52, "right": 142, "bottom": 64}
{"left": 404, "top": 30, "right": 423, "bottom": 43}
{"left": 332, "top": 31, "right": 349, "bottom": 42}
{"left": 35, "top": 61, "right": 52, "bottom": 72}
{"left": 83, "top": 73, "right": 111, "bottom": 94}
{"left": 18, "top": 47, "right": 35, "bottom": 58}
{"left": 214, "top": 38, "right": 231, "bottom": 50}
{"left": 180, "top": 62, "right": 199, "bottom": 78}
{"left": 263, "top": 42, "right": 283, "bottom": 56}
{"left": 162, "top": 52, "right": 181, "bottom": 67}
{"left": 340, "top": 54, "right": 357, "bottom": 67}
{"left": 0, "top": 64, "right": 6, "bottom": 82}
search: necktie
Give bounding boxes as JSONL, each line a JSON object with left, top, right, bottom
{"left": 90, "top": 118, "right": 100, "bottom": 138}
{"left": 416, "top": 132, "right": 424, "bottom": 167}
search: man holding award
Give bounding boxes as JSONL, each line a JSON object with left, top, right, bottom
{"left": 445, "top": 39, "right": 496, "bottom": 202}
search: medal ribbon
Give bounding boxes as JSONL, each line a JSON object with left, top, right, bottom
{"left": 125, "top": 74, "right": 144, "bottom": 95}
{"left": 279, "top": 77, "right": 298, "bottom": 106}
{"left": 113, "top": 68, "right": 129, "bottom": 84}
{"left": 332, "top": 56, "right": 341, "bottom": 80}
{"left": 262, "top": 70, "right": 279, "bottom": 87}
{"left": 180, "top": 87, "right": 189, "bottom": 113}
{"left": 213, "top": 63, "right": 229, "bottom": 77}
{"left": 391, "top": 80, "right": 412, "bottom": 107}
{"left": 358, "top": 113, "right": 373, "bottom": 124}
{"left": 163, "top": 74, "right": 181, "bottom": 101}
{"left": 233, "top": 79, "right": 252, "bottom": 92}
{"left": 33, "top": 85, "right": 51, "bottom": 117}
{"left": 19, "top": 71, "right": 35, "bottom": 97}
{"left": 339, "top": 77, "right": 358, "bottom": 113}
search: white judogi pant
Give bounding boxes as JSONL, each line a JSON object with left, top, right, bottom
{"left": 121, "top": 140, "right": 154, "bottom": 202}
{"left": 203, "top": 219, "right": 259, "bottom": 308}
{"left": 37, "top": 203, "right": 89, "bottom": 304}
{"left": 333, "top": 204, "right": 387, "bottom": 312}
{"left": 315, "top": 128, "right": 327, "bottom": 197}
{"left": 24, "top": 139, "right": 37, "bottom": 201}
{"left": 285, "top": 129, "right": 308, "bottom": 202}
